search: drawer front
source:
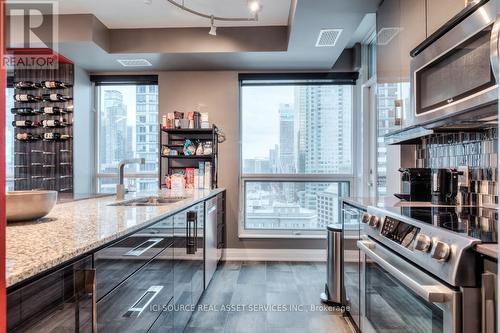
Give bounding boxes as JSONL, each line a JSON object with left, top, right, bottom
{"left": 8, "top": 256, "right": 94, "bottom": 333}
{"left": 95, "top": 219, "right": 173, "bottom": 300}
{"left": 97, "top": 245, "right": 174, "bottom": 333}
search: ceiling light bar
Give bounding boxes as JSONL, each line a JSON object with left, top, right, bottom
{"left": 166, "top": 0, "right": 259, "bottom": 22}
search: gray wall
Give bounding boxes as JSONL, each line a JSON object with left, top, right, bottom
{"left": 158, "top": 71, "right": 326, "bottom": 249}
{"left": 73, "top": 65, "right": 95, "bottom": 194}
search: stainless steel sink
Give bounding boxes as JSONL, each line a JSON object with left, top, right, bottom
{"left": 109, "top": 196, "right": 186, "bottom": 207}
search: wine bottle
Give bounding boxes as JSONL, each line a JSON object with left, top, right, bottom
{"left": 42, "top": 119, "right": 67, "bottom": 127}
{"left": 40, "top": 106, "right": 70, "bottom": 115}
{"left": 14, "top": 94, "right": 41, "bottom": 102}
{"left": 16, "top": 133, "right": 41, "bottom": 141}
{"left": 42, "top": 93, "right": 72, "bottom": 102}
{"left": 40, "top": 80, "right": 72, "bottom": 89}
{"left": 14, "top": 81, "right": 41, "bottom": 89}
{"left": 12, "top": 120, "right": 40, "bottom": 127}
{"left": 43, "top": 132, "right": 71, "bottom": 141}
{"left": 11, "top": 107, "right": 41, "bottom": 115}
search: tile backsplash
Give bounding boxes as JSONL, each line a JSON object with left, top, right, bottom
{"left": 416, "top": 127, "right": 498, "bottom": 207}
{"left": 416, "top": 128, "right": 498, "bottom": 169}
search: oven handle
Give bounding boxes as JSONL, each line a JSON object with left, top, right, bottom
{"left": 490, "top": 14, "right": 500, "bottom": 82}
{"left": 357, "top": 240, "right": 454, "bottom": 304}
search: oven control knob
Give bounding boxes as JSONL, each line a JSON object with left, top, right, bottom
{"left": 361, "top": 213, "right": 371, "bottom": 224}
{"left": 414, "top": 234, "right": 432, "bottom": 252}
{"left": 368, "top": 215, "right": 380, "bottom": 228}
{"left": 431, "top": 241, "right": 451, "bottom": 262}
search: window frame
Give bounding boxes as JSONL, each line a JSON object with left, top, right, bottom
{"left": 238, "top": 74, "right": 358, "bottom": 238}
{"left": 92, "top": 76, "right": 159, "bottom": 193}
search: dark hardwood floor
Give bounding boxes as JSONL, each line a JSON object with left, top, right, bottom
{"left": 185, "top": 261, "right": 352, "bottom": 333}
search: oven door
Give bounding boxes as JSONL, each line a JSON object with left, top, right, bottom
{"left": 358, "top": 239, "right": 461, "bottom": 333}
{"left": 408, "top": 1, "right": 500, "bottom": 128}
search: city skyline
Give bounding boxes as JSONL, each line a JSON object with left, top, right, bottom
{"left": 243, "top": 85, "right": 353, "bottom": 229}
{"left": 98, "top": 85, "right": 159, "bottom": 192}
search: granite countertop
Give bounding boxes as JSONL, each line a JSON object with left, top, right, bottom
{"left": 6, "top": 188, "right": 225, "bottom": 288}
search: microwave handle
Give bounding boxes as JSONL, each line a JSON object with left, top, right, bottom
{"left": 490, "top": 14, "right": 500, "bottom": 82}
{"left": 357, "top": 240, "right": 454, "bottom": 304}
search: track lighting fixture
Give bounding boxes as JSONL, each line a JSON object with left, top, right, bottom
{"left": 166, "top": 0, "right": 261, "bottom": 36}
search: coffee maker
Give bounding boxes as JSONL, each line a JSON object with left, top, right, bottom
{"left": 395, "top": 168, "right": 432, "bottom": 201}
{"left": 431, "top": 168, "right": 463, "bottom": 205}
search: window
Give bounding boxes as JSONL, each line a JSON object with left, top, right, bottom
{"left": 376, "top": 83, "right": 404, "bottom": 197}
{"left": 240, "top": 74, "right": 356, "bottom": 237}
{"left": 94, "top": 76, "right": 159, "bottom": 193}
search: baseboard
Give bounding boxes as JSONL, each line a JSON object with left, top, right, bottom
{"left": 222, "top": 248, "right": 359, "bottom": 262}
{"left": 222, "top": 248, "right": 326, "bottom": 262}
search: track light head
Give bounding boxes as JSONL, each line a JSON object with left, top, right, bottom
{"left": 209, "top": 25, "right": 217, "bottom": 36}
{"left": 209, "top": 15, "right": 217, "bottom": 36}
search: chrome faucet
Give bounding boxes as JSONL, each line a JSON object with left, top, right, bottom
{"left": 116, "top": 158, "right": 145, "bottom": 200}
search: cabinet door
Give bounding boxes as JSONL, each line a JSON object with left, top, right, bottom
{"left": 96, "top": 244, "right": 174, "bottom": 333}
{"left": 94, "top": 220, "right": 173, "bottom": 300}
{"left": 170, "top": 204, "right": 205, "bottom": 333}
{"left": 7, "top": 256, "right": 95, "bottom": 333}
{"left": 342, "top": 204, "right": 363, "bottom": 331}
{"left": 426, "top": 0, "right": 466, "bottom": 35}
{"left": 192, "top": 203, "right": 205, "bottom": 304}
{"left": 399, "top": 0, "right": 426, "bottom": 127}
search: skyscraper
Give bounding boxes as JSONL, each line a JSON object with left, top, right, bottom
{"left": 279, "top": 103, "right": 296, "bottom": 202}
{"left": 98, "top": 90, "right": 130, "bottom": 192}
{"left": 278, "top": 103, "right": 295, "bottom": 173}
{"left": 100, "top": 90, "right": 129, "bottom": 171}
{"left": 296, "top": 85, "right": 352, "bottom": 220}
{"left": 135, "top": 85, "right": 159, "bottom": 191}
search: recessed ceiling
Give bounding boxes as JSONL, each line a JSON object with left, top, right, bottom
{"left": 57, "top": 0, "right": 292, "bottom": 28}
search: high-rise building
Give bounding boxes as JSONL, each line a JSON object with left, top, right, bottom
{"left": 98, "top": 90, "right": 130, "bottom": 192}
{"left": 269, "top": 144, "right": 279, "bottom": 173}
{"left": 295, "top": 86, "right": 352, "bottom": 223}
{"left": 317, "top": 185, "right": 341, "bottom": 228}
{"left": 135, "top": 85, "right": 159, "bottom": 191}
{"left": 100, "top": 90, "right": 129, "bottom": 171}
{"left": 376, "top": 83, "right": 401, "bottom": 197}
{"left": 279, "top": 104, "right": 296, "bottom": 202}
{"left": 278, "top": 103, "right": 295, "bottom": 173}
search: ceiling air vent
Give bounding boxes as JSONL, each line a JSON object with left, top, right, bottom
{"left": 377, "top": 27, "right": 402, "bottom": 46}
{"left": 117, "top": 59, "right": 152, "bottom": 67}
{"left": 315, "top": 29, "right": 342, "bottom": 47}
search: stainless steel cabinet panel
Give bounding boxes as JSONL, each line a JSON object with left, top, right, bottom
{"left": 94, "top": 219, "right": 173, "bottom": 300}
{"left": 342, "top": 203, "right": 365, "bottom": 332}
{"left": 426, "top": 0, "right": 467, "bottom": 35}
{"left": 7, "top": 256, "right": 94, "bottom": 333}
{"left": 96, "top": 245, "right": 174, "bottom": 333}
{"left": 205, "top": 196, "right": 219, "bottom": 288}
{"left": 171, "top": 203, "right": 205, "bottom": 333}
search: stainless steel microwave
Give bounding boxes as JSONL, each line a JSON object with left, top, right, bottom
{"left": 408, "top": 0, "right": 499, "bottom": 128}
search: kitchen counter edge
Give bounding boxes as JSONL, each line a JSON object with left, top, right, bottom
{"left": 6, "top": 188, "right": 226, "bottom": 289}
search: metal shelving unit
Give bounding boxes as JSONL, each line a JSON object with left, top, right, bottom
{"left": 159, "top": 125, "right": 219, "bottom": 189}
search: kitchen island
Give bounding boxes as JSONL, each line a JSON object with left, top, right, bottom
{"left": 7, "top": 188, "right": 225, "bottom": 333}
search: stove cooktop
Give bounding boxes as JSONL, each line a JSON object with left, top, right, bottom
{"left": 384, "top": 206, "right": 498, "bottom": 243}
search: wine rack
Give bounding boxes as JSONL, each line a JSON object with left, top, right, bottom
{"left": 13, "top": 64, "right": 74, "bottom": 192}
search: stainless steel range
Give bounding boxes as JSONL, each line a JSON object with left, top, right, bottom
{"left": 357, "top": 205, "right": 497, "bottom": 333}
